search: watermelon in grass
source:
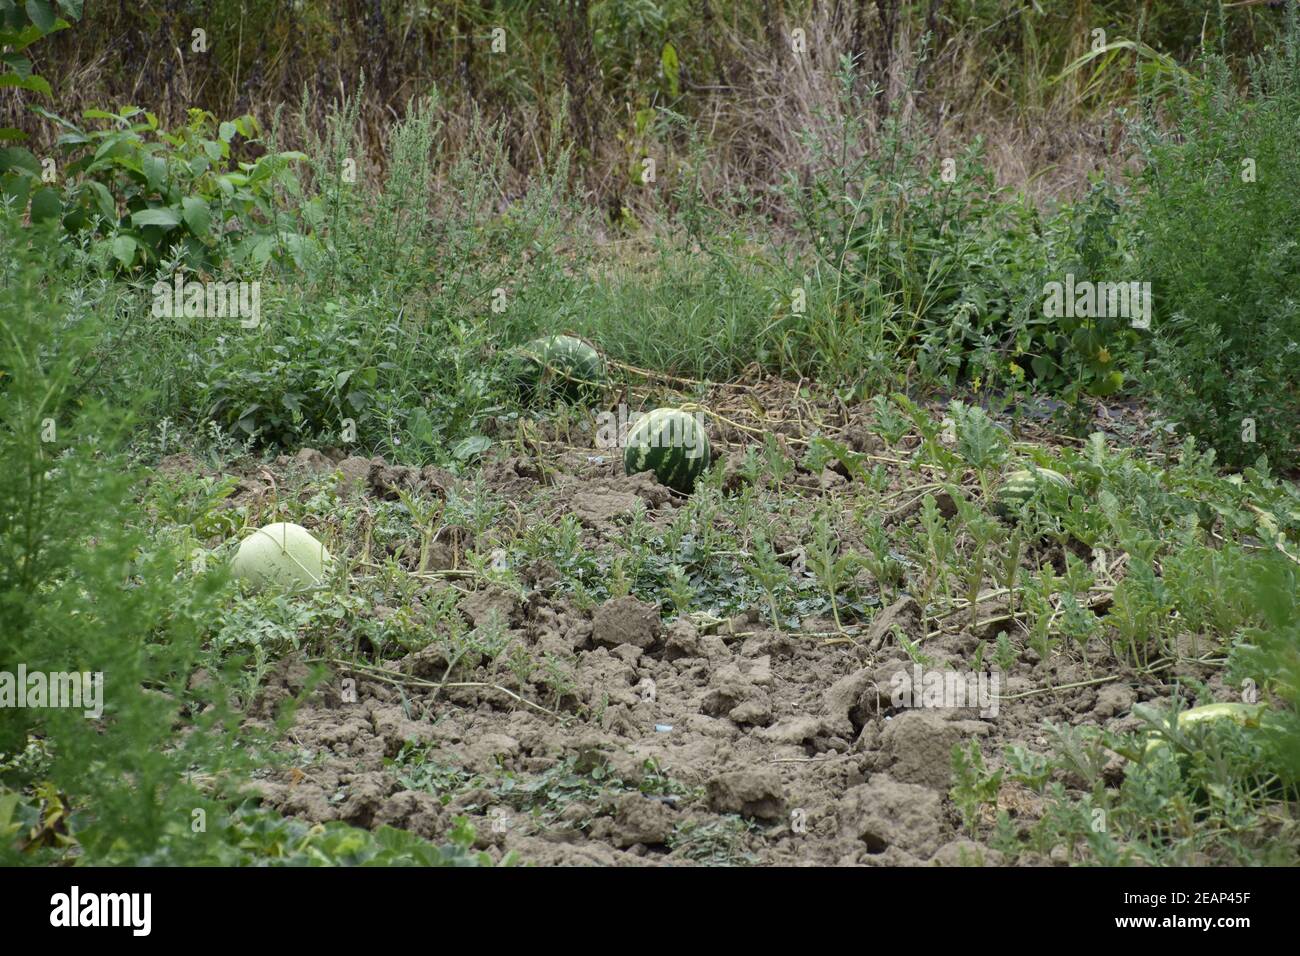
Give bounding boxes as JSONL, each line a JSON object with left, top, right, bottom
{"left": 1141, "top": 702, "right": 1272, "bottom": 761}
{"left": 511, "top": 335, "right": 606, "bottom": 404}
{"left": 230, "top": 522, "right": 332, "bottom": 591}
{"left": 994, "top": 466, "right": 1072, "bottom": 517}
{"left": 624, "top": 407, "right": 711, "bottom": 494}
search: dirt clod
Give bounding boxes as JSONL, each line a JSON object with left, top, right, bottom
{"left": 706, "top": 769, "right": 786, "bottom": 821}
{"left": 592, "top": 596, "right": 661, "bottom": 649}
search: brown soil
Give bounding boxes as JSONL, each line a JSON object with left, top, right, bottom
{"left": 210, "top": 389, "right": 1217, "bottom": 866}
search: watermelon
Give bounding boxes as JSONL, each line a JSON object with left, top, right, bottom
{"left": 994, "top": 466, "right": 1072, "bottom": 517}
{"left": 230, "top": 521, "right": 332, "bottom": 591}
{"left": 1141, "top": 702, "right": 1271, "bottom": 760}
{"left": 511, "top": 334, "right": 606, "bottom": 404}
{"left": 623, "top": 407, "right": 711, "bottom": 494}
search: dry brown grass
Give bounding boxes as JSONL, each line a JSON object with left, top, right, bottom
{"left": 5, "top": 0, "right": 1250, "bottom": 216}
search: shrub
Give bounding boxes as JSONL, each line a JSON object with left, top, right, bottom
{"left": 1132, "top": 20, "right": 1300, "bottom": 469}
{"left": 1, "top": 105, "right": 307, "bottom": 272}
{"left": 0, "top": 213, "right": 245, "bottom": 864}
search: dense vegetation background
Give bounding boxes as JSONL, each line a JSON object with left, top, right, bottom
{"left": 1, "top": 1, "right": 1297, "bottom": 866}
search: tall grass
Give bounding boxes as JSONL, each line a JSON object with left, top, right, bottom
{"left": 12, "top": 1, "right": 1290, "bottom": 204}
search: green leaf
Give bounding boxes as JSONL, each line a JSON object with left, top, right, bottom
{"left": 234, "top": 232, "right": 275, "bottom": 267}
{"left": 0, "top": 128, "right": 27, "bottom": 141}
{"left": 142, "top": 153, "right": 166, "bottom": 192}
{"left": 130, "top": 206, "right": 181, "bottom": 228}
{"left": 91, "top": 130, "right": 131, "bottom": 163}
{"left": 218, "top": 120, "right": 236, "bottom": 143}
{"left": 0, "top": 72, "right": 51, "bottom": 94}
{"left": 0, "top": 145, "right": 39, "bottom": 175}
{"left": 1, "top": 170, "right": 32, "bottom": 207}
{"left": 1088, "top": 371, "right": 1125, "bottom": 397}
{"left": 84, "top": 179, "right": 115, "bottom": 221}
{"left": 180, "top": 195, "right": 211, "bottom": 236}
{"left": 452, "top": 436, "right": 492, "bottom": 461}
{"left": 25, "top": 0, "right": 55, "bottom": 32}
{"left": 55, "top": 0, "right": 82, "bottom": 19}
{"left": 110, "top": 234, "right": 136, "bottom": 267}
{"left": 27, "top": 104, "right": 77, "bottom": 131}
{"left": 28, "top": 184, "right": 59, "bottom": 221}
{"left": 0, "top": 22, "right": 63, "bottom": 52}
{"left": 1, "top": 53, "right": 32, "bottom": 78}
{"left": 660, "top": 42, "right": 680, "bottom": 98}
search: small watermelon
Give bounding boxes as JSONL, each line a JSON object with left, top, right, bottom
{"left": 511, "top": 334, "right": 606, "bottom": 404}
{"left": 1141, "top": 702, "right": 1271, "bottom": 760}
{"left": 624, "top": 407, "right": 711, "bottom": 494}
{"left": 230, "top": 522, "right": 332, "bottom": 591}
{"left": 994, "top": 466, "right": 1072, "bottom": 517}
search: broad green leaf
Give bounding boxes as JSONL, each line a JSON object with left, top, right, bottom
{"left": 0, "top": 145, "right": 39, "bottom": 174}
{"left": 0, "top": 23, "right": 58, "bottom": 52}
{"left": 91, "top": 130, "right": 130, "bottom": 162}
{"left": 28, "top": 184, "right": 59, "bottom": 221}
{"left": 453, "top": 435, "right": 492, "bottom": 461}
{"left": 1, "top": 171, "right": 32, "bottom": 207}
{"left": 84, "top": 179, "right": 115, "bottom": 220}
{"left": 180, "top": 195, "right": 210, "bottom": 236}
{"left": 1, "top": 53, "right": 32, "bottom": 78}
{"left": 130, "top": 206, "right": 181, "bottom": 228}
{"left": 142, "top": 153, "right": 166, "bottom": 192}
{"left": 25, "top": 0, "right": 55, "bottom": 33}
{"left": 110, "top": 234, "right": 136, "bottom": 267}
{"left": 0, "top": 72, "right": 51, "bottom": 94}
{"left": 234, "top": 233, "right": 274, "bottom": 267}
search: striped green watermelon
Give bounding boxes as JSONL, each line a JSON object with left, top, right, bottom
{"left": 623, "top": 407, "right": 711, "bottom": 494}
{"left": 511, "top": 335, "right": 606, "bottom": 404}
{"left": 994, "top": 467, "right": 1072, "bottom": 517}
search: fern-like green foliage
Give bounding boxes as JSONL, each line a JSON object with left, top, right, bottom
{"left": 0, "top": 213, "right": 247, "bottom": 864}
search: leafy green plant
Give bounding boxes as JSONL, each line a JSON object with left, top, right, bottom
{"left": 3, "top": 105, "right": 307, "bottom": 271}
{"left": 807, "top": 512, "right": 859, "bottom": 631}
{"left": 949, "top": 400, "right": 1010, "bottom": 494}
{"left": 744, "top": 527, "right": 789, "bottom": 629}
{"left": 950, "top": 740, "right": 1002, "bottom": 835}
{"left": 0, "top": 213, "right": 248, "bottom": 864}
{"left": 0, "top": 0, "right": 79, "bottom": 99}
{"left": 1132, "top": 16, "right": 1300, "bottom": 469}
{"left": 171, "top": 804, "right": 497, "bottom": 866}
